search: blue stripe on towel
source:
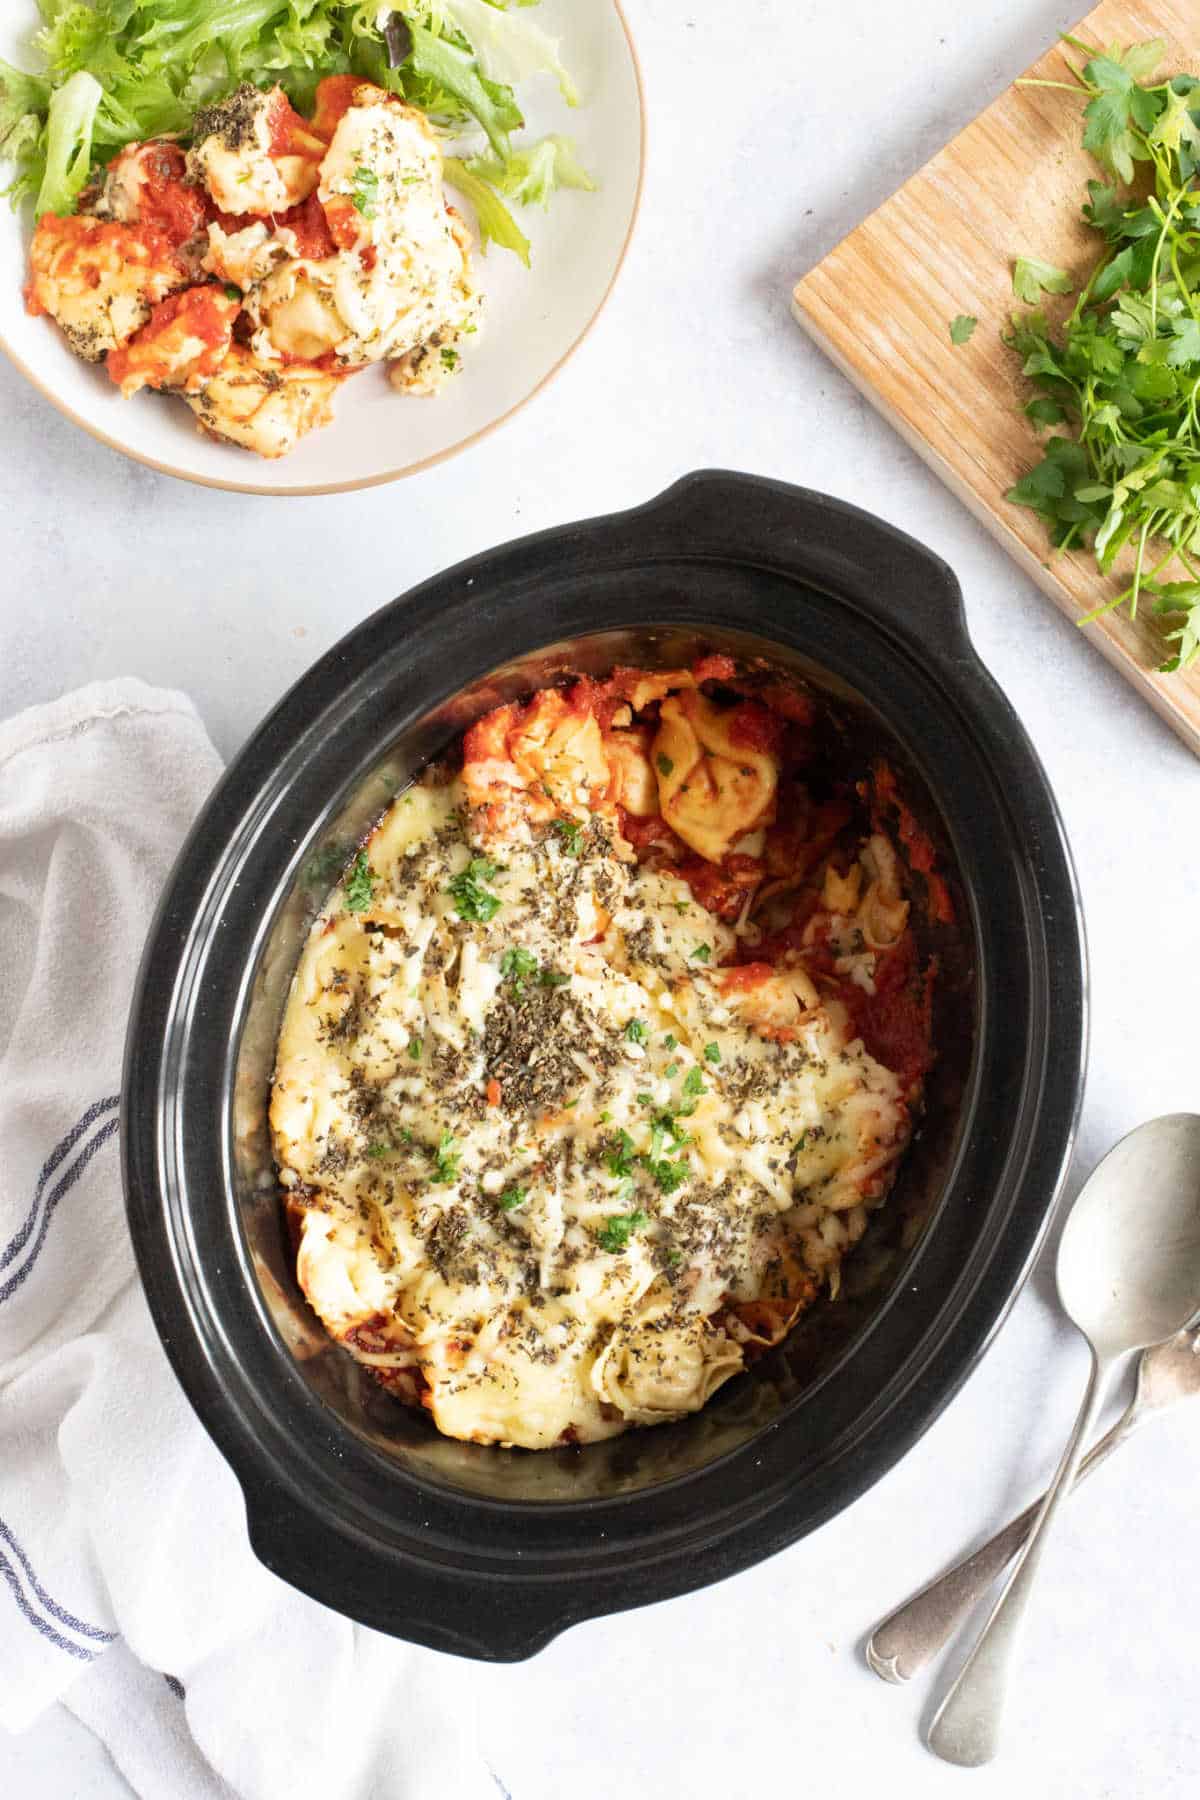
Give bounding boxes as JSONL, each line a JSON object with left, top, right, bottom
{"left": 0, "top": 1097, "right": 120, "bottom": 1273}
{"left": 0, "top": 1115, "right": 120, "bottom": 1306}
{"left": 0, "top": 1547, "right": 97, "bottom": 1662}
{"left": 0, "top": 1518, "right": 116, "bottom": 1643}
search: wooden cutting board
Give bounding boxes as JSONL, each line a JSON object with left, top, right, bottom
{"left": 792, "top": 0, "right": 1200, "bottom": 756}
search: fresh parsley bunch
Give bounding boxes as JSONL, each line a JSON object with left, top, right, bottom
{"left": 1006, "top": 36, "right": 1200, "bottom": 671}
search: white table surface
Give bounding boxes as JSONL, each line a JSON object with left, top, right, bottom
{"left": 3, "top": 2, "right": 1200, "bottom": 1796}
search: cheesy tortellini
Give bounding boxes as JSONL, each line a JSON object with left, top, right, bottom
{"left": 25, "top": 76, "right": 478, "bottom": 459}
{"left": 273, "top": 664, "right": 937, "bottom": 1450}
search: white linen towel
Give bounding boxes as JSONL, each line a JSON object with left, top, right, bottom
{"left": 0, "top": 681, "right": 491, "bottom": 1800}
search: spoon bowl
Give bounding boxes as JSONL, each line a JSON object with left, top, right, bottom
{"left": 928, "top": 1113, "right": 1200, "bottom": 1765}
{"left": 1057, "top": 1114, "right": 1200, "bottom": 1355}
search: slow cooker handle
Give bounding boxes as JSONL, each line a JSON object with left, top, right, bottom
{"left": 605, "top": 469, "right": 973, "bottom": 665}
{"left": 242, "top": 1475, "right": 573, "bottom": 1661}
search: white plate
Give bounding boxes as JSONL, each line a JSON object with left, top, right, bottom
{"left": 0, "top": 2, "right": 643, "bottom": 495}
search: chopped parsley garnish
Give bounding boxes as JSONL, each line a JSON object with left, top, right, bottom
{"left": 663, "top": 1033, "right": 677, "bottom": 1049}
{"left": 793, "top": 1132, "right": 808, "bottom": 1154}
{"left": 408, "top": 1036, "right": 423, "bottom": 1060}
{"left": 636, "top": 1091, "right": 654, "bottom": 1107}
{"left": 552, "top": 818, "right": 583, "bottom": 856}
{"left": 703, "top": 1042, "right": 721, "bottom": 1063}
{"left": 498, "top": 1184, "right": 528, "bottom": 1212}
{"left": 597, "top": 1210, "right": 648, "bottom": 1253}
{"left": 603, "top": 1130, "right": 636, "bottom": 1180}
{"left": 691, "top": 942, "right": 711, "bottom": 962}
{"left": 344, "top": 850, "right": 374, "bottom": 912}
{"left": 656, "top": 753, "right": 674, "bottom": 776}
{"left": 665, "top": 1062, "right": 679, "bottom": 1078}
{"left": 674, "top": 902, "right": 689, "bottom": 915}
{"left": 366, "top": 1142, "right": 390, "bottom": 1159}
{"left": 948, "top": 313, "right": 977, "bottom": 345}
{"left": 351, "top": 164, "right": 379, "bottom": 218}
{"left": 624, "top": 1018, "right": 648, "bottom": 1044}
{"left": 500, "top": 945, "right": 538, "bottom": 993}
{"left": 447, "top": 856, "right": 503, "bottom": 922}
{"left": 499, "top": 947, "right": 570, "bottom": 995}
{"left": 683, "top": 1067, "right": 707, "bottom": 1099}
{"left": 400, "top": 1128, "right": 413, "bottom": 1143}
{"left": 598, "top": 1110, "right": 612, "bottom": 1123}
{"left": 223, "top": 282, "right": 242, "bottom": 302}
{"left": 430, "top": 1130, "right": 461, "bottom": 1186}
{"left": 440, "top": 346, "right": 460, "bottom": 370}
{"left": 643, "top": 1157, "right": 688, "bottom": 1195}
{"left": 642, "top": 1114, "right": 690, "bottom": 1192}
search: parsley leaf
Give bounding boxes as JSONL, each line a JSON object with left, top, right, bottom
{"left": 552, "top": 817, "right": 584, "bottom": 856}
{"left": 500, "top": 945, "right": 538, "bottom": 994}
{"left": 690, "top": 942, "right": 711, "bottom": 962}
{"left": 597, "top": 1210, "right": 648, "bottom": 1253}
{"left": 447, "top": 856, "right": 503, "bottom": 922}
{"left": 682, "top": 1067, "right": 707, "bottom": 1098}
{"left": 408, "top": 1036, "right": 423, "bottom": 1060}
{"left": 949, "top": 313, "right": 977, "bottom": 344}
{"left": 352, "top": 164, "right": 379, "bottom": 218}
{"left": 498, "top": 1184, "right": 528, "bottom": 1212}
{"left": 603, "top": 1130, "right": 636, "bottom": 1180}
{"left": 643, "top": 1157, "right": 687, "bottom": 1196}
{"left": 1012, "top": 257, "right": 1073, "bottom": 304}
{"left": 366, "top": 1142, "right": 390, "bottom": 1159}
{"left": 344, "top": 851, "right": 374, "bottom": 913}
{"left": 703, "top": 1042, "right": 721, "bottom": 1063}
{"left": 430, "top": 1130, "right": 461, "bottom": 1186}
{"left": 656, "top": 752, "right": 674, "bottom": 775}
{"left": 624, "top": 1018, "right": 648, "bottom": 1044}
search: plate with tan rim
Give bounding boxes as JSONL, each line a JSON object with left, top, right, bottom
{"left": 0, "top": 2, "right": 643, "bottom": 496}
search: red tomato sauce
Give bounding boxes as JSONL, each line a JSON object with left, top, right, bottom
{"left": 674, "top": 853, "right": 763, "bottom": 922}
{"left": 725, "top": 700, "right": 783, "bottom": 754}
{"left": 310, "top": 74, "right": 362, "bottom": 143}
{"left": 834, "top": 934, "right": 936, "bottom": 1093}
{"left": 136, "top": 145, "right": 210, "bottom": 245}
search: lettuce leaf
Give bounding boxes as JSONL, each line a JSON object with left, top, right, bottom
{"left": 468, "top": 133, "right": 593, "bottom": 208}
{"left": 439, "top": 0, "right": 578, "bottom": 106}
{"left": 405, "top": 23, "right": 523, "bottom": 157}
{"left": 0, "top": 59, "right": 51, "bottom": 146}
{"left": 443, "top": 154, "right": 529, "bottom": 264}
{"left": 36, "top": 68, "right": 101, "bottom": 216}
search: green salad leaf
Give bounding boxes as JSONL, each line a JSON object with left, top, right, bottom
{"left": 0, "top": 1, "right": 585, "bottom": 255}
{"left": 466, "top": 132, "right": 594, "bottom": 209}
{"left": 1006, "top": 37, "right": 1200, "bottom": 670}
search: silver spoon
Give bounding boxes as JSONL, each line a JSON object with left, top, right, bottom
{"left": 866, "top": 1328, "right": 1200, "bottom": 1684}
{"left": 926, "top": 1113, "right": 1200, "bottom": 1767}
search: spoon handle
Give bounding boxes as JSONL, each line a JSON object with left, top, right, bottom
{"left": 866, "top": 1401, "right": 1139, "bottom": 1684}
{"left": 926, "top": 1348, "right": 1114, "bottom": 1767}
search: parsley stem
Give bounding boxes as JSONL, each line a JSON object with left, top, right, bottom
{"left": 1016, "top": 77, "right": 1089, "bottom": 93}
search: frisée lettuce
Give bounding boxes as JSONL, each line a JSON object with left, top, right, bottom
{"left": 0, "top": 0, "right": 592, "bottom": 254}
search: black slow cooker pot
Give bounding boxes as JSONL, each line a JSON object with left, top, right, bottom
{"left": 123, "top": 471, "right": 1087, "bottom": 1659}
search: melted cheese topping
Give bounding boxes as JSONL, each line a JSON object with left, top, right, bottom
{"left": 273, "top": 777, "right": 910, "bottom": 1450}
{"left": 184, "top": 346, "right": 339, "bottom": 458}
{"left": 24, "top": 216, "right": 186, "bottom": 361}
{"left": 248, "top": 92, "right": 477, "bottom": 370}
